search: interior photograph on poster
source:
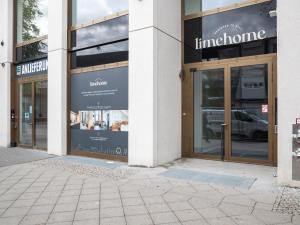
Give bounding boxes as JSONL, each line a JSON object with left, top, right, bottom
{"left": 70, "top": 67, "right": 128, "bottom": 156}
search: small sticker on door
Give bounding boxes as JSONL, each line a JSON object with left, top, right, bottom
{"left": 262, "top": 105, "right": 268, "bottom": 113}
{"left": 25, "top": 112, "right": 30, "bottom": 119}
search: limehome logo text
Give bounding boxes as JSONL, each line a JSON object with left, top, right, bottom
{"left": 16, "top": 59, "right": 48, "bottom": 76}
{"left": 195, "top": 30, "right": 267, "bottom": 50}
{"left": 90, "top": 78, "right": 108, "bottom": 87}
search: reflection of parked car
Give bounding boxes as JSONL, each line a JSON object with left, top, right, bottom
{"left": 203, "top": 109, "right": 268, "bottom": 140}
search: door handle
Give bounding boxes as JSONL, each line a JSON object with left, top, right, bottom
{"left": 221, "top": 124, "right": 228, "bottom": 126}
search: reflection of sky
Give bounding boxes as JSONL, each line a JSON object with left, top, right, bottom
{"left": 73, "top": 16, "right": 128, "bottom": 49}
{"left": 36, "top": 0, "right": 48, "bottom": 36}
{"left": 185, "top": 0, "right": 245, "bottom": 15}
{"left": 76, "top": 41, "right": 128, "bottom": 56}
{"left": 72, "top": 0, "right": 128, "bottom": 25}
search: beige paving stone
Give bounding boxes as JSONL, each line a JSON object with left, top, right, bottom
{"left": 124, "top": 205, "right": 148, "bottom": 216}
{"left": 247, "top": 193, "right": 277, "bottom": 204}
{"left": 79, "top": 194, "right": 99, "bottom": 202}
{"left": 218, "top": 202, "right": 253, "bottom": 216}
{"left": 74, "top": 209, "right": 99, "bottom": 221}
{"left": 223, "top": 195, "right": 256, "bottom": 207}
{"left": 126, "top": 214, "right": 153, "bottom": 225}
{"left": 188, "top": 197, "right": 219, "bottom": 209}
{"left": 48, "top": 211, "right": 75, "bottom": 223}
{"left": 20, "top": 214, "right": 49, "bottom": 225}
{"left": 146, "top": 203, "right": 171, "bottom": 214}
{"left": 150, "top": 212, "right": 179, "bottom": 224}
{"left": 100, "top": 216, "right": 126, "bottom": 225}
{"left": 73, "top": 220, "right": 99, "bottom": 225}
{"left": 101, "top": 192, "right": 120, "bottom": 200}
{"left": 207, "top": 217, "right": 236, "bottom": 225}
{"left": 232, "top": 215, "right": 265, "bottom": 225}
{"left": 120, "top": 191, "right": 140, "bottom": 198}
{"left": 100, "top": 207, "right": 124, "bottom": 218}
{"left": 0, "top": 216, "right": 23, "bottom": 225}
{"left": 77, "top": 201, "right": 99, "bottom": 211}
{"left": 198, "top": 207, "right": 226, "bottom": 219}
{"left": 182, "top": 219, "right": 209, "bottom": 225}
{"left": 169, "top": 202, "right": 193, "bottom": 211}
{"left": 122, "top": 197, "right": 144, "bottom": 206}
{"left": 174, "top": 209, "right": 203, "bottom": 222}
{"left": 28, "top": 204, "right": 54, "bottom": 215}
{"left": 11, "top": 199, "right": 36, "bottom": 208}
{"left": 142, "top": 196, "right": 165, "bottom": 205}
{"left": 101, "top": 199, "right": 122, "bottom": 208}
{"left": 0, "top": 200, "right": 13, "bottom": 209}
{"left": 252, "top": 208, "right": 292, "bottom": 225}
{"left": 163, "top": 192, "right": 191, "bottom": 203}
{"left": 292, "top": 215, "right": 300, "bottom": 225}
{"left": 1, "top": 207, "right": 30, "bottom": 218}
{"left": 53, "top": 203, "right": 78, "bottom": 212}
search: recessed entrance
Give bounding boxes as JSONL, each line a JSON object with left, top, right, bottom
{"left": 182, "top": 55, "right": 277, "bottom": 165}
{"left": 18, "top": 80, "right": 48, "bottom": 150}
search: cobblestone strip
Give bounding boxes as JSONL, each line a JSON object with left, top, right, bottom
{"left": 0, "top": 167, "right": 46, "bottom": 218}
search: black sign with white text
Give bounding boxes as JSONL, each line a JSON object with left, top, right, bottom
{"left": 184, "top": 0, "right": 276, "bottom": 63}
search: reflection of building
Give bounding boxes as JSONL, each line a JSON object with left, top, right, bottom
{"left": 1, "top": 0, "right": 300, "bottom": 187}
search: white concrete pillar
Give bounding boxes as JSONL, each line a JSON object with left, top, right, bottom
{"left": 277, "top": 0, "right": 300, "bottom": 187}
{"left": 47, "top": 0, "right": 68, "bottom": 155}
{"left": 0, "top": 0, "right": 13, "bottom": 147}
{"left": 129, "top": 0, "right": 182, "bottom": 167}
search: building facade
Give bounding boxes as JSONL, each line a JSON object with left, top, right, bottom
{"left": 0, "top": 0, "right": 299, "bottom": 187}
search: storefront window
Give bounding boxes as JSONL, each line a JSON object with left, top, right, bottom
{"left": 72, "top": 0, "right": 128, "bottom": 26}
{"left": 16, "top": 0, "right": 48, "bottom": 43}
{"left": 185, "top": 0, "right": 246, "bottom": 15}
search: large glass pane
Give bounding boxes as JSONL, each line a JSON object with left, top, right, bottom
{"left": 231, "top": 64, "right": 269, "bottom": 160}
{"left": 19, "top": 83, "right": 33, "bottom": 146}
{"left": 72, "top": 0, "right": 128, "bottom": 26}
{"left": 16, "top": 39, "right": 48, "bottom": 63}
{"left": 185, "top": 0, "right": 246, "bottom": 15}
{"left": 16, "top": 0, "right": 48, "bottom": 43}
{"left": 71, "top": 40, "right": 128, "bottom": 69}
{"left": 71, "top": 15, "right": 129, "bottom": 50}
{"left": 194, "top": 69, "right": 225, "bottom": 156}
{"left": 35, "top": 81, "right": 47, "bottom": 149}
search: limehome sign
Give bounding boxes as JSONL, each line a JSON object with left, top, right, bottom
{"left": 16, "top": 59, "right": 48, "bottom": 77}
{"left": 195, "top": 28, "right": 267, "bottom": 50}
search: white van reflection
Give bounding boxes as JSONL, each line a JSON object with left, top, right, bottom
{"left": 202, "top": 109, "right": 268, "bottom": 141}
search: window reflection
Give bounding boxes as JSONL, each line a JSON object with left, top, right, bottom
{"left": 16, "top": 40, "right": 48, "bottom": 63}
{"left": 16, "top": 0, "right": 48, "bottom": 43}
{"left": 71, "top": 41, "right": 128, "bottom": 69}
{"left": 72, "top": 0, "right": 128, "bottom": 25}
{"left": 71, "top": 15, "right": 128, "bottom": 50}
{"left": 185, "top": 0, "right": 246, "bottom": 15}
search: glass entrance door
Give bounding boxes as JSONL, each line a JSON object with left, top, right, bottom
{"left": 230, "top": 64, "right": 269, "bottom": 161}
{"left": 19, "top": 83, "right": 33, "bottom": 146}
{"left": 194, "top": 68, "right": 225, "bottom": 157}
{"left": 19, "top": 80, "right": 48, "bottom": 149}
{"left": 185, "top": 56, "right": 276, "bottom": 165}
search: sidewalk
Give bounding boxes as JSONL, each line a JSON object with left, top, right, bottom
{"left": 0, "top": 148, "right": 299, "bottom": 225}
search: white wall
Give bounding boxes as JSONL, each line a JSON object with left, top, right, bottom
{"left": 47, "top": 0, "right": 68, "bottom": 155}
{"left": 277, "top": 0, "right": 300, "bottom": 187}
{"left": 0, "top": 0, "right": 13, "bottom": 147}
{"left": 129, "top": 0, "right": 182, "bottom": 167}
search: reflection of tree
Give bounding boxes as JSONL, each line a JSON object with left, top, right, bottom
{"left": 22, "top": 0, "right": 43, "bottom": 40}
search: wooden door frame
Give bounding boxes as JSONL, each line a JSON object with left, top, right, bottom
{"left": 182, "top": 53, "right": 277, "bottom": 166}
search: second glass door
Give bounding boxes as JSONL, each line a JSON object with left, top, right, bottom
{"left": 192, "top": 58, "right": 275, "bottom": 164}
